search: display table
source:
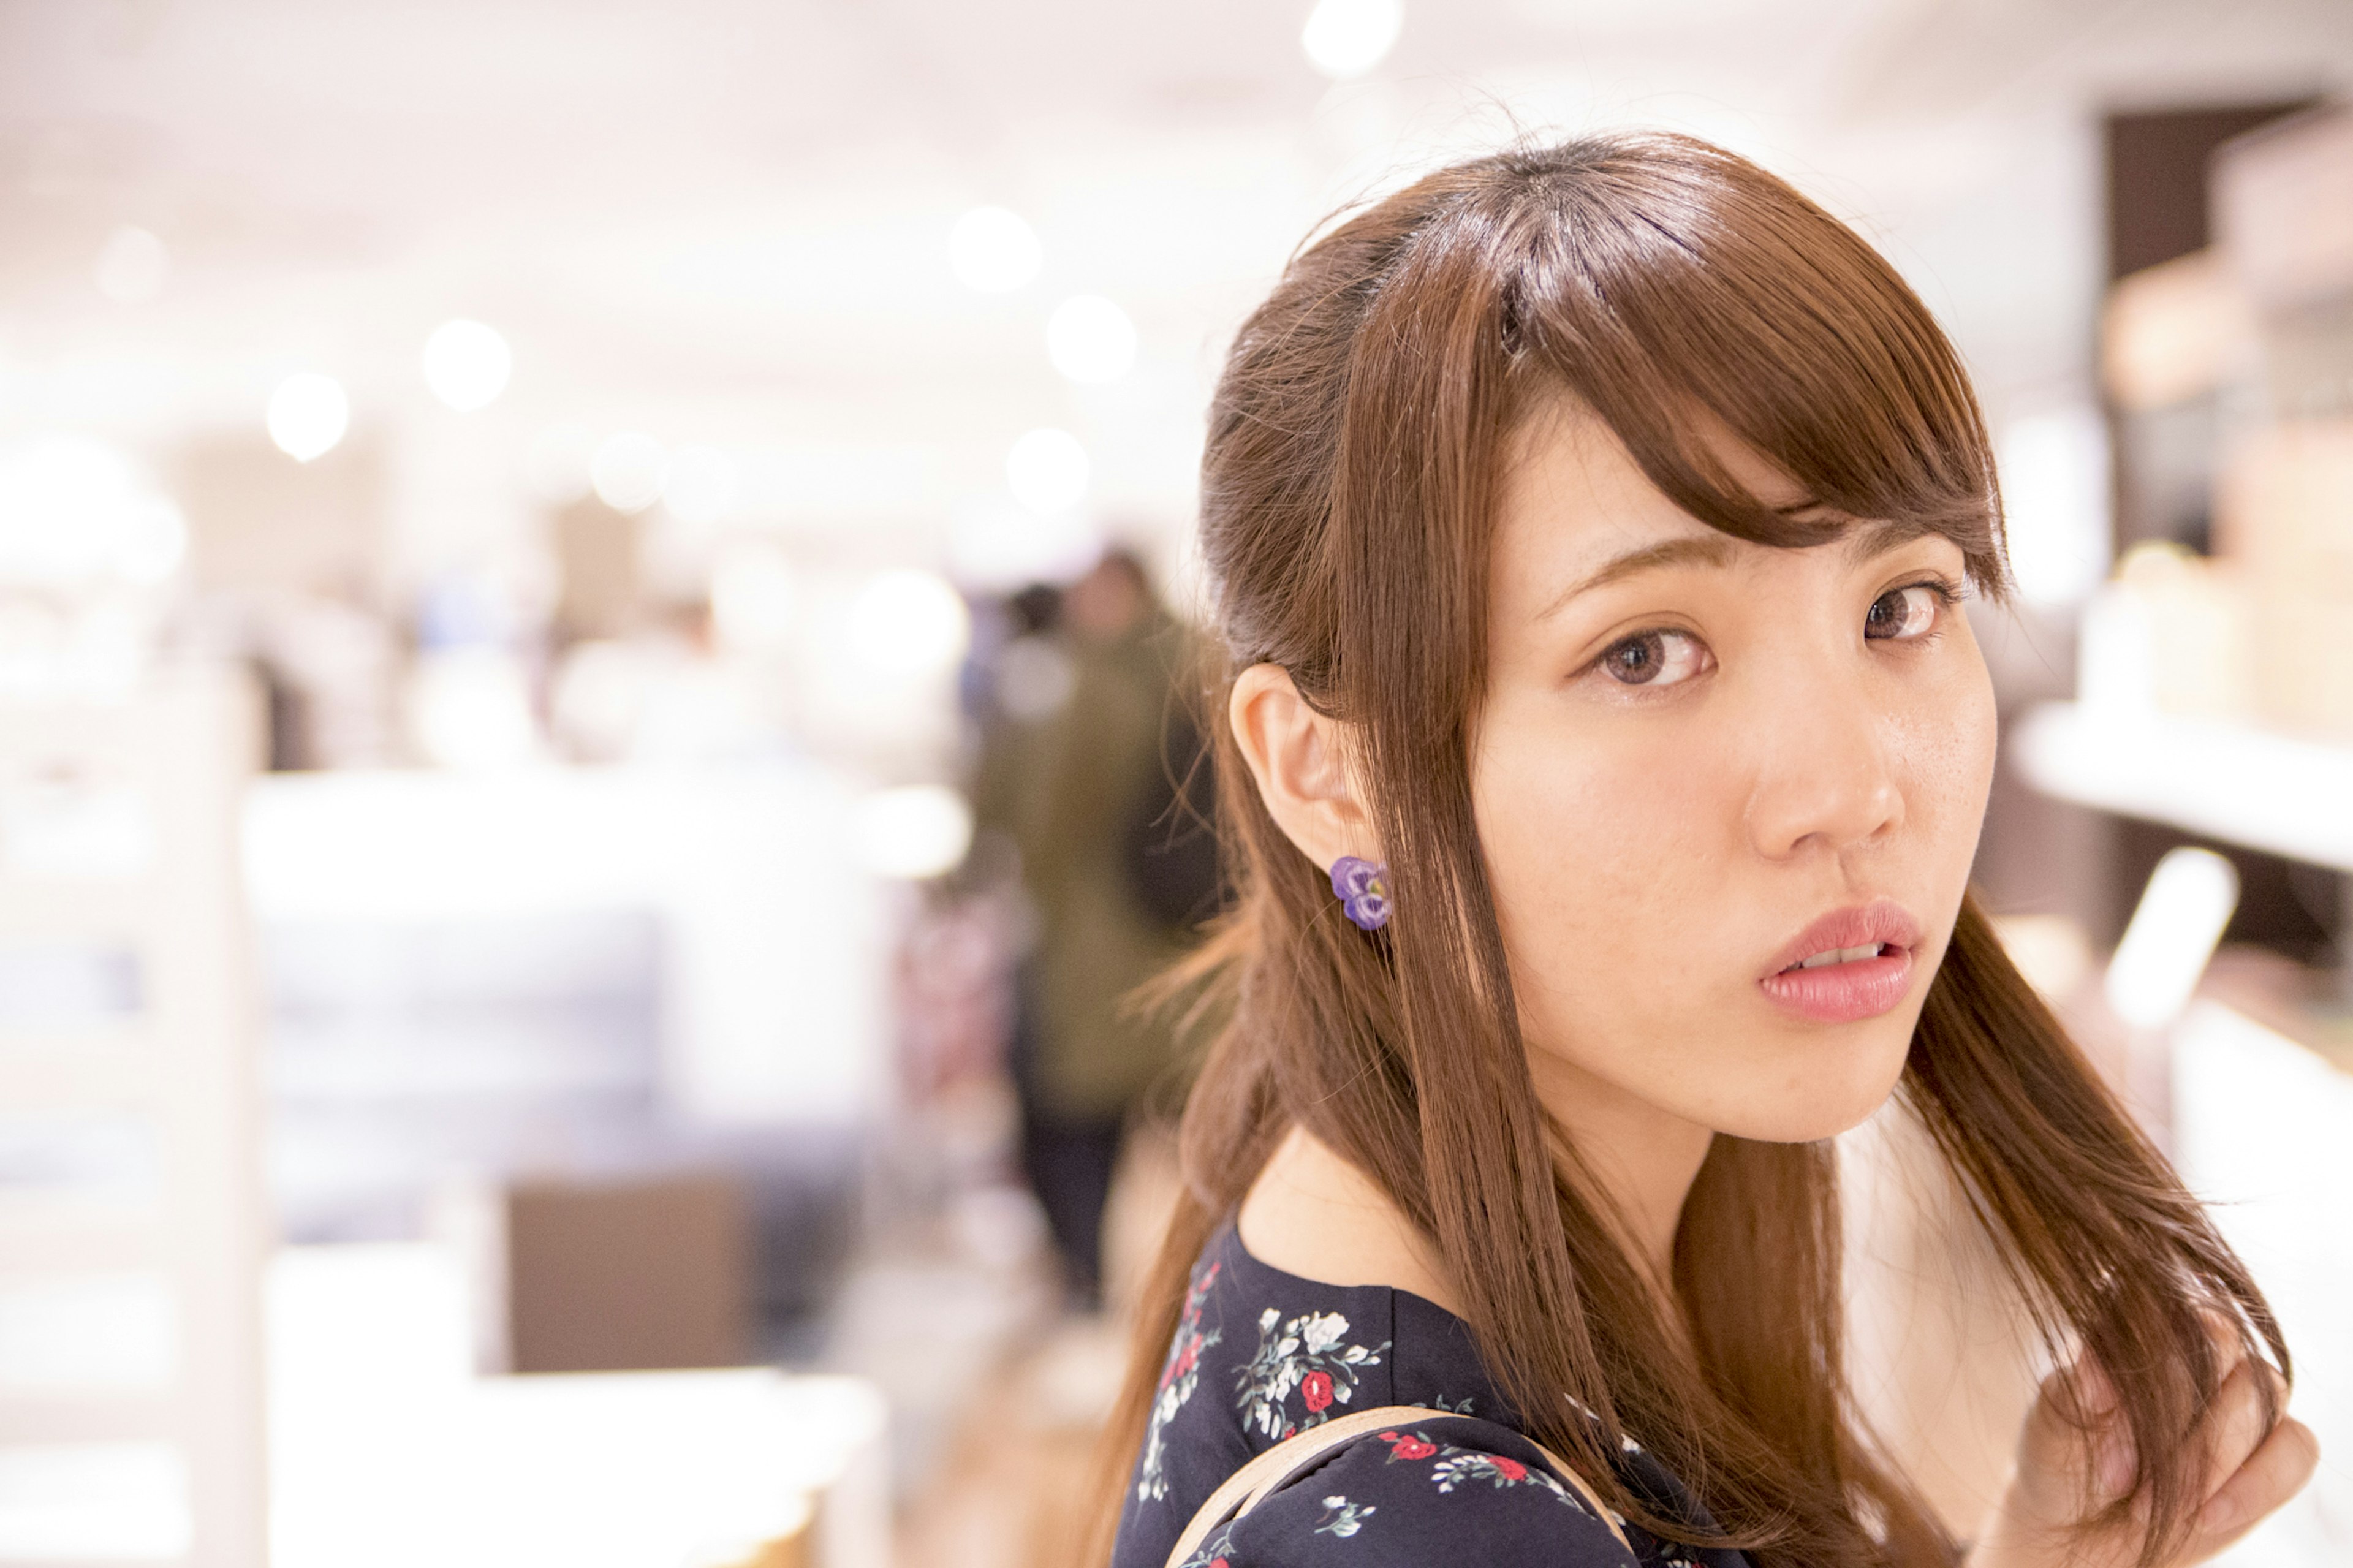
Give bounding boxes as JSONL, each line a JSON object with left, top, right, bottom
{"left": 268, "top": 1244, "right": 889, "bottom": 1568}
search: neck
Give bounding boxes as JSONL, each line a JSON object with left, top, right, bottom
{"left": 1237, "top": 1066, "right": 1715, "bottom": 1325}
{"left": 1523, "top": 1048, "right": 1717, "bottom": 1290}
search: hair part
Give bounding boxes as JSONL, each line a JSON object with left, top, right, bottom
{"left": 1087, "top": 132, "right": 2284, "bottom": 1568}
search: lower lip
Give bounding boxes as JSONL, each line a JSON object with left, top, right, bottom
{"left": 1757, "top": 950, "right": 1914, "bottom": 1023}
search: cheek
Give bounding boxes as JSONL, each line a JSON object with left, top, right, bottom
{"left": 1471, "top": 702, "right": 1733, "bottom": 996}
{"left": 1901, "top": 649, "right": 2001, "bottom": 879}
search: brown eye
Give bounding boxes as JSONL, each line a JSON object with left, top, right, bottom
{"left": 1599, "top": 629, "right": 1707, "bottom": 687}
{"left": 1864, "top": 585, "right": 1940, "bottom": 642}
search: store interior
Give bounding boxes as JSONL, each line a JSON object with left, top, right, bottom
{"left": 2, "top": 1, "right": 2351, "bottom": 1564}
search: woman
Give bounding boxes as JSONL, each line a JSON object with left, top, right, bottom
{"left": 1094, "top": 134, "right": 2316, "bottom": 1568}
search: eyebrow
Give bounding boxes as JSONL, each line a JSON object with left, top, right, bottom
{"left": 1532, "top": 517, "right": 1933, "bottom": 623}
{"left": 1533, "top": 535, "right": 1737, "bottom": 622}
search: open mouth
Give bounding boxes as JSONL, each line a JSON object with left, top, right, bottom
{"left": 1779, "top": 942, "right": 1898, "bottom": 972}
{"left": 1758, "top": 900, "right": 1921, "bottom": 1023}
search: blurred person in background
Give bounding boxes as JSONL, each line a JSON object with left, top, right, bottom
{"left": 975, "top": 547, "right": 1216, "bottom": 1311}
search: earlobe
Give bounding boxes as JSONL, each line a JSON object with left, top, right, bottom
{"left": 1228, "top": 663, "right": 1378, "bottom": 874}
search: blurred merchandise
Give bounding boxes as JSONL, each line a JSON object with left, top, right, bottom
{"left": 2215, "top": 105, "right": 2353, "bottom": 315}
{"left": 2216, "top": 422, "right": 2353, "bottom": 740}
{"left": 2076, "top": 542, "right": 2251, "bottom": 722}
{"left": 244, "top": 765, "right": 885, "bottom": 1344}
{"left": 0, "top": 668, "right": 267, "bottom": 1566}
{"left": 506, "top": 1172, "right": 752, "bottom": 1374}
{"left": 2102, "top": 249, "right": 2256, "bottom": 412}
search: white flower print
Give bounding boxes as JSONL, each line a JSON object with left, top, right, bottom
{"left": 1175, "top": 1521, "right": 1235, "bottom": 1568}
{"left": 1137, "top": 1262, "right": 1224, "bottom": 1503}
{"left": 1313, "top": 1494, "right": 1377, "bottom": 1538}
{"left": 1298, "top": 1311, "right": 1349, "bottom": 1354}
{"left": 1232, "top": 1305, "right": 1389, "bottom": 1441}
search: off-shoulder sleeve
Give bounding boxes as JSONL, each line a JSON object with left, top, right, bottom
{"left": 1182, "top": 1418, "right": 1642, "bottom": 1568}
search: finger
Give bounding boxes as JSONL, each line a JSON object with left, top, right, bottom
{"left": 2189, "top": 1358, "right": 2284, "bottom": 1501}
{"left": 2191, "top": 1415, "right": 2319, "bottom": 1555}
{"left": 2015, "top": 1355, "right": 2132, "bottom": 1516}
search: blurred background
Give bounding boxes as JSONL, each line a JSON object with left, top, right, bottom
{"left": 1, "top": 1, "right": 2350, "bottom": 1564}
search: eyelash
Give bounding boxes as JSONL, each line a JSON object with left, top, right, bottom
{"left": 1870, "top": 576, "right": 1965, "bottom": 642}
{"left": 1583, "top": 574, "right": 1966, "bottom": 691}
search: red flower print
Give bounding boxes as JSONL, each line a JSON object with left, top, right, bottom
{"left": 1490, "top": 1456, "right": 1526, "bottom": 1481}
{"left": 1301, "top": 1369, "right": 1334, "bottom": 1412}
{"left": 1384, "top": 1431, "right": 1436, "bottom": 1460}
{"left": 1173, "top": 1333, "right": 1202, "bottom": 1378}
{"left": 1210, "top": 1559, "right": 1230, "bottom": 1567}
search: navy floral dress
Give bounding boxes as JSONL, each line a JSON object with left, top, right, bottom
{"left": 1112, "top": 1224, "right": 1751, "bottom": 1568}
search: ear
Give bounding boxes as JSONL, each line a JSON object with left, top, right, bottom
{"left": 1229, "top": 663, "right": 1377, "bottom": 874}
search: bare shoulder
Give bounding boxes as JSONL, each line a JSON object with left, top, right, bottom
{"left": 1237, "top": 1126, "right": 1465, "bottom": 1317}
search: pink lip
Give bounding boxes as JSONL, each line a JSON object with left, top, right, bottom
{"left": 1757, "top": 898, "right": 1922, "bottom": 1024}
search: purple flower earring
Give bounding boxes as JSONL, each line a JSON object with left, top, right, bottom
{"left": 1329, "top": 855, "right": 1391, "bottom": 931}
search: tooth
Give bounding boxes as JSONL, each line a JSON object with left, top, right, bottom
{"left": 1799, "top": 952, "right": 1835, "bottom": 969}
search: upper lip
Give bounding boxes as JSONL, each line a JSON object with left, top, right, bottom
{"left": 1762, "top": 898, "right": 1922, "bottom": 978}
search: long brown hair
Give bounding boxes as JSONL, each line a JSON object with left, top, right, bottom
{"left": 1089, "top": 132, "right": 2285, "bottom": 1568}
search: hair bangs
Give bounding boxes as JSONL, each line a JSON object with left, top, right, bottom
{"left": 1494, "top": 136, "right": 2010, "bottom": 593}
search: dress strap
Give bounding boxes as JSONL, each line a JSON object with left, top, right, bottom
{"left": 1162, "top": 1404, "right": 1632, "bottom": 1567}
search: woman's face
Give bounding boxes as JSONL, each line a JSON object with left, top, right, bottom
{"left": 1474, "top": 406, "right": 1997, "bottom": 1145}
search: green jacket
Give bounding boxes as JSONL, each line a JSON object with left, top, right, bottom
{"left": 978, "top": 615, "right": 1201, "bottom": 1120}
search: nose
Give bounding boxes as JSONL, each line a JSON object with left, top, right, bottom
{"left": 1742, "top": 665, "right": 1905, "bottom": 862}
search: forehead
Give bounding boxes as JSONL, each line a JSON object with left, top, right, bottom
{"left": 1493, "top": 404, "right": 1767, "bottom": 589}
{"left": 1491, "top": 403, "right": 1942, "bottom": 620}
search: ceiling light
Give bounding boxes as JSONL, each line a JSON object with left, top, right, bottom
{"left": 1005, "top": 428, "right": 1089, "bottom": 515}
{"left": 267, "top": 374, "right": 349, "bottom": 463}
{"left": 590, "top": 432, "right": 669, "bottom": 513}
{"left": 1046, "top": 295, "right": 1138, "bottom": 384}
{"left": 1302, "top": 0, "right": 1404, "bottom": 78}
{"left": 93, "top": 227, "right": 169, "bottom": 306}
{"left": 949, "top": 206, "right": 1043, "bottom": 294}
{"left": 420, "top": 319, "right": 512, "bottom": 412}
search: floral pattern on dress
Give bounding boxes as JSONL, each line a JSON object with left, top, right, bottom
{"left": 1174, "top": 1520, "right": 1235, "bottom": 1568}
{"left": 1376, "top": 1428, "right": 1595, "bottom": 1515}
{"left": 1315, "top": 1495, "right": 1377, "bottom": 1537}
{"left": 1234, "top": 1306, "right": 1390, "bottom": 1441}
{"left": 1139, "top": 1262, "right": 1226, "bottom": 1503}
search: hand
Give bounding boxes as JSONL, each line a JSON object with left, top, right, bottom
{"left": 1968, "top": 1347, "right": 2318, "bottom": 1568}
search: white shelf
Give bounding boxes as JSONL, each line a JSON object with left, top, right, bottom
{"left": 2012, "top": 702, "right": 2353, "bottom": 874}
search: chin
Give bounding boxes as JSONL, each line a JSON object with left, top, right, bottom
{"left": 1710, "top": 1032, "right": 1912, "bottom": 1144}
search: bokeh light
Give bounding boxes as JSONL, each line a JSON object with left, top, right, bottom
{"left": 93, "top": 227, "right": 170, "bottom": 305}
{"left": 267, "top": 374, "right": 350, "bottom": 463}
{"left": 947, "top": 206, "right": 1042, "bottom": 294}
{"left": 710, "top": 542, "right": 797, "bottom": 653}
{"left": 663, "top": 445, "right": 740, "bottom": 527}
{"left": 591, "top": 432, "right": 669, "bottom": 513}
{"left": 1045, "top": 295, "right": 1137, "bottom": 384}
{"left": 524, "top": 425, "right": 597, "bottom": 504}
{"left": 0, "top": 436, "right": 186, "bottom": 586}
{"left": 849, "top": 569, "right": 970, "bottom": 677}
{"left": 852, "top": 785, "right": 973, "bottom": 880}
{"left": 420, "top": 319, "right": 513, "bottom": 412}
{"left": 1301, "top": 0, "right": 1404, "bottom": 78}
{"left": 1004, "top": 428, "right": 1089, "bottom": 515}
